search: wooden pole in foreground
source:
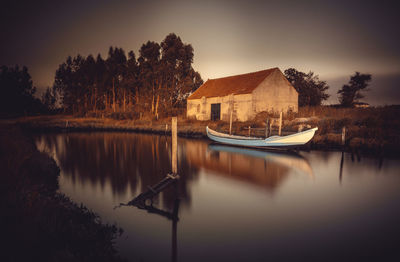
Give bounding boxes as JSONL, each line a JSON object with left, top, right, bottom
{"left": 265, "top": 119, "right": 269, "bottom": 138}
{"left": 172, "top": 117, "right": 177, "bottom": 174}
{"left": 278, "top": 111, "right": 282, "bottom": 136}
{"left": 229, "top": 110, "right": 233, "bottom": 135}
{"left": 342, "top": 127, "right": 346, "bottom": 146}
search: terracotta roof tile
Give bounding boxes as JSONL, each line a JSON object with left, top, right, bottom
{"left": 188, "top": 67, "right": 279, "bottom": 100}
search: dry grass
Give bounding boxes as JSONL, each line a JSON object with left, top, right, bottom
{"left": 12, "top": 105, "right": 400, "bottom": 154}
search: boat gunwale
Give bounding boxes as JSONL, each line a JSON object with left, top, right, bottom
{"left": 206, "top": 126, "right": 318, "bottom": 142}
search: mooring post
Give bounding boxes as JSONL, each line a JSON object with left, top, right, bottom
{"left": 229, "top": 110, "right": 233, "bottom": 135}
{"left": 172, "top": 117, "right": 177, "bottom": 174}
{"left": 270, "top": 119, "right": 273, "bottom": 136}
{"left": 278, "top": 111, "right": 282, "bottom": 136}
{"left": 265, "top": 119, "right": 269, "bottom": 138}
{"left": 248, "top": 126, "right": 251, "bottom": 137}
{"left": 342, "top": 126, "right": 346, "bottom": 146}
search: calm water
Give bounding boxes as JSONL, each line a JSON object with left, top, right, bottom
{"left": 36, "top": 132, "right": 400, "bottom": 261}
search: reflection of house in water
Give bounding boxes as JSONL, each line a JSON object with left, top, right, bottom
{"left": 184, "top": 140, "right": 312, "bottom": 192}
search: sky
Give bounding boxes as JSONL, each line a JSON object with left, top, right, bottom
{"left": 1, "top": 0, "right": 400, "bottom": 105}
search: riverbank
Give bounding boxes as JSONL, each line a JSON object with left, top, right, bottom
{"left": 14, "top": 105, "right": 400, "bottom": 155}
{"left": 0, "top": 124, "right": 124, "bottom": 261}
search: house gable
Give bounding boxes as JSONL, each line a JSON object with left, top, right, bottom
{"left": 187, "top": 68, "right": 278, "bottom": 100}
{"left": 252, "top": 69, "right": 298, "bottom": 113}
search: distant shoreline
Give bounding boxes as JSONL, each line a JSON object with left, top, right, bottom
{"left": 12, "top": 110, "right": 400, "bottom": 156}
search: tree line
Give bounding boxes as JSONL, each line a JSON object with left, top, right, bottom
{"left": 0, "top": 65, "right": 47, "bottom": 116}
{"left": 1, "top": 33, "right": 373, "bottom": 118}
{"left": 284, "top": 68, "right": 371, "bottom": 107}
{"left": 53, "top": 33, "right": 203, "bottom": 117}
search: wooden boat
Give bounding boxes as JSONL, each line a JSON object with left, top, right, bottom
{"left": 206, "top": 126, "right": 318, "bottom": 148}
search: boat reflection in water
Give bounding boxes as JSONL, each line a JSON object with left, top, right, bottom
{"left": 185, "top": 140, "right": 313, "bottom": 192}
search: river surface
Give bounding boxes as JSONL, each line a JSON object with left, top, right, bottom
{"left": 35, "top": 132, "right": 400, "bottom": 261}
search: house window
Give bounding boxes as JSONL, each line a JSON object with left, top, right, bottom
{"left": 211, "top": 103, "right": 221, "bottom": 121}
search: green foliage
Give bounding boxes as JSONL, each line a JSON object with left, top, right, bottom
{"left": 284, "top": 68, "right": 330, "bottom": 106}
{"left": 338, "top": 72, "right": 372, "bottom": 107}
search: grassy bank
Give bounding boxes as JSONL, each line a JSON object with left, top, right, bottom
{"left": 14, "top": 105, "right": 400, "bottom": 155}
{"left": 0, "top": 124, "right": 124, "bottom": 261}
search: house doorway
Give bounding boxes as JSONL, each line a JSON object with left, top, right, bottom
{"left": 211, "top": 103, "right": 221, "bottom": 121}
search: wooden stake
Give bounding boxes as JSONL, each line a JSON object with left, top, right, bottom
{"left": 265, "top": 119, "right": 269, "bottom": 138}
{"left": 229, "top": 109, "right": 233, "bottom": 135}
{"left": 172, "top": 117, "right": 177, "bottom": 174}
{"left": 342, "top": 126, "right": 346, "bottom": 146}
{"left": 278, "top": 111, "right": 282, "bottom": 136}
{"left": 248, "top": 126, "right": 251, "bottom": 137}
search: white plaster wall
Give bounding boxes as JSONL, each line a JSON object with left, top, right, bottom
{"left": 187, "top": 94, "right": 253, "bottom": 121}
{"left": 252, "top": 69, "right": 298, "bottom": 113}
{"left": 186, "top": 70, "right": 298, "bottom": 121}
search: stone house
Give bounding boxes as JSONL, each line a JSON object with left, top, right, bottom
{"left": 186, "top": 67, "right": 298, "bottom": 121}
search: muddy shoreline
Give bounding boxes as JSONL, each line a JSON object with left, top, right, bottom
{"left": 15, "top": 115, "right": 399, "bottom": 156}
{"left": 0, "top": 123, "right": 125, "bottom": 261}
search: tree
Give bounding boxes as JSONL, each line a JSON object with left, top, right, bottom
{"left": 338, "top": 72, "right": 372, "bottom": 107}
{"left": 106, "top": 47, "right": 127, "bottom": 112}
{"left": 0, "top": 65, "right": 40, "bottom": 115}
{"left": 54, "top": 55, "right": 86, "bottom": 113}
{"left": 123, "top": 51, "right": 139, "bottom": 109}
{"left": 138, "top": 41, "right": 161, "bottom": 114}
{"left": 41, "top": 87, "right": 57, "bottom": 111}
{"left": 284, "top": 68, "right": 330, "bottom": 106}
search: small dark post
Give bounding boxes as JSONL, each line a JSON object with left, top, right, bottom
{"left": 248, "top": 126, "right": 251, "bottom": 137}
{"left": 278, "top": 111, "right": 282, "bottom": 136}
{"left": 172, "top": 117, "right": 177, "bottom": 174}
{"left": 339, "top": 151, "right": 344, "bottom": 184}
{"left": 265, "top": 119, "right": 269, "bottom": 138}
{"left": 171, "top": 198, "right": 180, "bottom": 262}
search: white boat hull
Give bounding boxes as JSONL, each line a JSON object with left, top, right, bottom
{"left": 206, "top": 126, "right": 318, "bottom": 148}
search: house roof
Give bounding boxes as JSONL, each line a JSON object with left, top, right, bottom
{"left": 187, "top": 67, "right": 279, "bottom": 100}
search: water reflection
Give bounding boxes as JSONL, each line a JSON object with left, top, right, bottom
{"left": 185, "top": 142, "right": 313, "bottom": 192}
{"left": 36, "top": 133, "right": 198, "bottom": 211}
{"left": 36, "top": 133, "right": 313, "bottom": 203}
{"left": 35, "top": 133, "right": 400, "bottom": 261}
{"left": 120, "top": 176, "right": 180, "bottom": 262}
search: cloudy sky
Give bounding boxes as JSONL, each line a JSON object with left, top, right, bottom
{"left": 1, "top": 0, "right": 400, "bottom": 105}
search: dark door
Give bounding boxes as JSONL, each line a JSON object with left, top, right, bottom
{"left": 211, "top": 103, "right": 221, "bottom": 121}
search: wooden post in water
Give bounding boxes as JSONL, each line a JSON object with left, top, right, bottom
{"left": 248, "top": 126, "right": 251, "bottom": 137}
{"left": 278, "top": 111, "right": 282, "bottom": 136}
{"left": 229, "top": 109, "right": 233, "bottom": 135}
{"left": 342, "top": 126, "right": 346, "bottom": 146}
{"left": 172, "top": 117, "right": 177, "bottom": 174}
{"left": 265, "top": 119, "right": 269, "bottom": 138}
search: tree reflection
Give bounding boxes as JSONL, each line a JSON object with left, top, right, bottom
{"left": 36, "top": 132, "right": 199, "bottom": 210}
